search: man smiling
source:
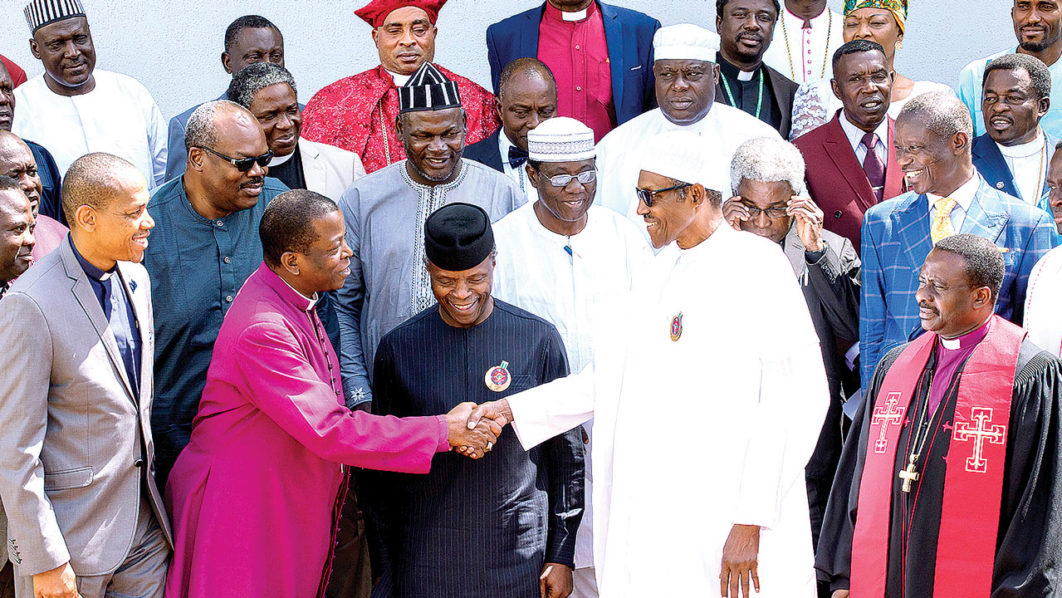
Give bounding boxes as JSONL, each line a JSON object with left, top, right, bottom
{"left": 859, "top": 91, "right": 1056, "bottom": 388}
{"left": 593, "top": 24, "right": 779, "bottom": 243}
{"left": 335, "top": 61, "right": 519, "bottom": 412}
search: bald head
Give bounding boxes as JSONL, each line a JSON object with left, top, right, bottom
{"left": 62, "top": 153, "right": 144, "bottom": 218}
{"left": 498, "top": 58, "right": 557, "bottom": 100}
{"left": 0, "top": 131, "right": 42, "bottom": 215}
{"left": 185, "top": 99, "right": 259, "bottom": 152}
{"left": 183, "top": 100, "right": 270, "bottom": 219}
{"left": 496, "top": 58, "right": 558, "bottom": 152}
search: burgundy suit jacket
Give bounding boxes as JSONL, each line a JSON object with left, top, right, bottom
{"left": 794, "top": 112, "right": 905, "bottom": 253}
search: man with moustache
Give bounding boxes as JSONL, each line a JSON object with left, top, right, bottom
{"left": 366, "top": 202, "right": 583, "bottom": 598}
{"left": 795, "top": 40, "right": 906, "bottom": 251}
{"left": 0, "top": 153, "right": 172, "bottom": 598}
{"left": 164, "top": 191, "right": 502, "bottom": 598}
{"left": 1024, "top": 145, "right": 1062, "bottom": 355}
{"left": 165, "top": 15, "right": 291, "bottom": 180}
{"left": 143, "top": 101, "right": 289, "bottom": 490}
{"left": 464, "top": 58, "right": 558, "bottom": 203}
{"left": 714, "top": 0, "right": 800, "bottom": 137}
{"left": 593, "top": 24, "right": 779, "bottom": 243}
{"left": 335, "top": 62, "right": 519, "bottom": 411}
{"left": 485, "top": 0, "right": 660, "bottom": 142}
{"left": 491, "top": 118, "right": 650, "bottom": 598}
{"left": 960, "top": 0, "right": 1062, "bottom": 139}
{"left": 819, "top": 234, "right": 1062, "bottom": 597}
{"left": 762, "top": 0, "right": 844, "bottom": 85}
{"left": 468, "top": 130, "right": 828, "bottom": 597}
{"left": 0, "top": 62, "right": 62, "bottom": 224}
{"left": 859, "top": 92, "right": 1056, "bottom": 389}
{"left": 302, "top": 0, "right": 498, "bottom": 174}
{"left": 14, "top": 0, "right": 167, "bottom": 187}
{"left": 973, "top": 53, "right": 1057, "bottom": 204}
{"left": 0, "top": 131, "right": 65, "bottom": 264}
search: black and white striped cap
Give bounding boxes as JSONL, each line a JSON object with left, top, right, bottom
{"left": 398, "top": 62, "right": 461, "bottom": 114}
{"left": 25, "top": 0, "right": 86, "bottom": 33}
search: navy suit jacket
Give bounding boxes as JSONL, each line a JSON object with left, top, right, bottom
{"left": 859, "top": 175, "right": 1057, "bottom": 387}
{"left": 486, "top": 1, "right": 660, "bottom": 127}
{"left": 972, "top": 131, "right": 1058, "bottom": 201}
{"left": 463, "top": 130, "right": 505, "bottom": 173}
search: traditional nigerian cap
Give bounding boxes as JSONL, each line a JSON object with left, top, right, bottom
{"left": 25, "top": 0, "right": 85, "bottom": 33}
{"left": 424, "top": 203, "right": 494, "bottom": 271}
{"left": 639, "top": 130, "right": 718, "bottom": 190}
{"left": 399, "top": 62, "right": 461, "bottom": 113}
{"left": 527, "top": 117, "right": 595, "bottom": 162}
{"left": 653, "top": 24, "right": 720, "bottom": 63}
{"left": 355, "top": 0, "right": 448, "bottom": 28}
{"left": 843, "top": 0, "right": 907, "bottom": 33}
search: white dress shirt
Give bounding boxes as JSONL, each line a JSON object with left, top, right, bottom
{"left": 838, "top": 110, "right": 888, "bottom": 164}
{"left": 927, "top": 174, "right": 980, "bottom": 232}
{"left": 996, "top": 129, "right": 1047, "bottom": 204}
{"left": 498, "top": 129, "right": 539, "bottom": 203}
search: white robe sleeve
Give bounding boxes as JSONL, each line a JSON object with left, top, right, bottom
{"left": 732, "top": 247, "right": 830, "bottom": 530}
{"left": 508, "top": 366, "right": 596, "bottom": 450}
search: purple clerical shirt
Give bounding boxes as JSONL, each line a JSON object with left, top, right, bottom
{"left": 929, "top": 319, "right": 992, "bottom": 415}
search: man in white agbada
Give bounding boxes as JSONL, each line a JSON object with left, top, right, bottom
{"left": 491, "top": 116, "right": 652, "bottom": 598}
{"left": 1024, "top": 147, "right": 1062, "bottom": 357}
{"left": 468, "top": 130, "right": 827, "bottom": 597}
{"left": 594, "top": 24, "right": 780, "bottom": 245}
{"left": 13, "top": 0, "right": 167, "bottom": 187}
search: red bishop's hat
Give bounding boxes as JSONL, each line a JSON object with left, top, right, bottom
{"left": 355, "top": 0, "right": 449, "bottom": 28}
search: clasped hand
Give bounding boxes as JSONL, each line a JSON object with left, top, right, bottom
{"left": 443, "top": 400, "right": 514, "bottom": 459}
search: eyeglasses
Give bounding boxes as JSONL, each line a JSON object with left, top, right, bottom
{"left": 542, "top": 169, "right": 597, "bottom": 188}
{"left": 635, "top": 182, "right": 691, "bottom": 208}
{"left": 197, "top": 146, "right": 273, "bottom": 172}
{"left": 743, "top": 204, "right": 789, "bottom": 219}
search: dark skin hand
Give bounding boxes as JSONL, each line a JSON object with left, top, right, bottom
{"left": 720, "top": 524, "right": 761, "bottom": 597}
{"left": 832, "top": 591, "right": 850, "bottom": 598}
{"left": 540, "top": 563, "right": 573, "bottom": 598}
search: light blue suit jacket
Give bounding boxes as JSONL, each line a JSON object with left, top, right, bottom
{"left": 859, "top": 175, "right": 1057, "bottom": 386}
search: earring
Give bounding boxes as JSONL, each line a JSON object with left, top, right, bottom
{"left": 896, "top": 40, "right": 903, "bottom": 51}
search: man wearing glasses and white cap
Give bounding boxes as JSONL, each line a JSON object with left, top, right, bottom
{"left": 491, "top": 116, "right": 651, "bottom": 597}
{"left": 469, "top": 129, "right": 828, "bottom": 597}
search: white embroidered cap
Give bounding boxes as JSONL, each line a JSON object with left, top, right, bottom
{"left": 527, "top": 117, "right": 596, "bottom": 162}
{"left": 639, "top": 130, "right": 721, "bottom": 192}
{"left": 653, "top": 24, "right": 720, "bottom": 63}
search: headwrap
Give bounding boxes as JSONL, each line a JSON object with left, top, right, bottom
{"left": 355, "top": 0, "right": 448, "bottom": 28}
{"left": 399, "top": 62, "right": 462, "bottom": 113}
{"left": 653, "top": 24, "right": 720, "bottom": 63}
{"left": 843, "top": 0, "right": 907, "bottom": 33}
{"left": 24, "top": 0, "right": 85, "bottom": 33}
{"left": 527, "top": 117, "right": 596, "bottom": 162}
{"left": 424, "top": 203, "right": 494, "bottom": 271}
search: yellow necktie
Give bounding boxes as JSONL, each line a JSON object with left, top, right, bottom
{"left": 931, "top": 197, "right": 957, "bottom": 244}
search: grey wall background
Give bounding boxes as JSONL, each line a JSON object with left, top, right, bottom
{"left": 0, "top": 0, "right": 1017, "bottom": 120}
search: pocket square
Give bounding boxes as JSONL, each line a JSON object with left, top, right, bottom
{"left": 130, "top": 280, "right": 138, "bottom": 292}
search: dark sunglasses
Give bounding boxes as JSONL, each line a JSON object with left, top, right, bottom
{"left": 635, "top": 182, "right": 691, "bottom": 208}
{"left": 198, "top": 146, "right": 273, "bottom": 172}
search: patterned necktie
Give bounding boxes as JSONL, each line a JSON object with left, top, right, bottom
{"left": 931, "top": 197, "right": 957, "bottom": 244}
{"left": 861, "top": 132, "right": 886, "bottom": 202}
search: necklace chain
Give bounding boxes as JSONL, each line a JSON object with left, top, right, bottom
{"left": 720, "top": 68, "right": 765, "bottom": 120}
{"left": 780, "top": 9, "right": 832, "bottom": 82}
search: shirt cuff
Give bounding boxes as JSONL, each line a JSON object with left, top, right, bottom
{"left": 805, "top": 246, "right": 827, "bottom": 264}
{"left": 435, "top": 415, "right": 450, "bottom": 453}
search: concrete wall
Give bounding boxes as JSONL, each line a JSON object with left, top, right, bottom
{"left": 0, "top": 0, "right": 1016, "bottom": 120}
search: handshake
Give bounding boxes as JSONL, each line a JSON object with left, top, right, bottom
{"left": 443, "top": 400, "right": 514, "bottom": 459}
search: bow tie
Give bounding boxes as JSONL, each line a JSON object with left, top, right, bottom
{"left": 508, "top": 145, "right": 529, "bottom": 169}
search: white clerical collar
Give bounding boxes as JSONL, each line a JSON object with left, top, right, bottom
{"left": 562, "top": 7, "right": 588, "bottom": 21}
{"left": 784, "top": 5, "right": 828, "bottom": 27}
{"left": 926, "top": 174, "right": 979, "bottom": 212}
{"left": 996, "top": 128, "right": 1045, "bottom": 159}
{"left": 838, "top": 110, "right": 889, "bottom": 151}
{"left": 737, "top": 69, "right": 754, "bottom": 82}
{"left": 269, "top": 148, "right": 297, "bottom": 166}
{"left": 281, "top": 277, "right": 319, "bottom": 310}
{"left": 386, "top": 69, "right": 411, "bottom": 86}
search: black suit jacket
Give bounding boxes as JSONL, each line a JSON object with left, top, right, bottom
{"left": 714, "top": 62, "right": 799, "bottom": 139}
{"left": 463, "top": 130, "right": 505, "bottom": 173}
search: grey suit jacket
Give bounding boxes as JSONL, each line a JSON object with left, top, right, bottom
{"left": 300, "top": 138, "right": 366, "bottom": 201}
{"left": 0, "top": 240, "right": 172, "bottom": 577}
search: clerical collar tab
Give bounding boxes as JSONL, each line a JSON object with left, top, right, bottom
{"left": 563, "top": 8, "right": 588, "bottom": 21}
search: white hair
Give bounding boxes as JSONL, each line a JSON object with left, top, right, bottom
{"left": 729, "top": 137, "right": 806, "bottom": 195}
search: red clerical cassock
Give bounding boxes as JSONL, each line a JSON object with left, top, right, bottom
{"left": 301, "top": 0, "right": 499, "bottom": 174}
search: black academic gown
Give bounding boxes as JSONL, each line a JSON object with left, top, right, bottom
{"left": 364, "top": 300, "right": 585, "bottom": 598}
{"left": 816, "top": 340, "right": 1062, "bottom": 596}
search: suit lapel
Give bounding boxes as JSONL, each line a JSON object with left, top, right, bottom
{"left": 299, "top": 140, "right": 329, "bottom": 195}
{"left": 783, "top": 225, "right": 806, "bottom": 278}
{"left": 971, "top": 134, "right": 1018, "bottom": 198}
{"left": 600, "top": 2, "right": 625, "bottom": 112}
{"left": 116, "top": 263, "right": 152, "bottom": 404}
{"left": 821, "top": 116, "right": 877, "bottom": 209}
{"left": 766, "top": 67, "right": 792, "bottom": 136}
{"left": 960, "top": 178, "right": 1009, "bottom": 242}
{"left": 60, "top": 242, "right": 136, "bottom": 401}
{"left": 894, "top": 193, "right": 933, "bottom": 271}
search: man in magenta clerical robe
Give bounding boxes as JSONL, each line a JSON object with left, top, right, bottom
{"left": 163, "top": 190, "right": 502, "bottom": 598}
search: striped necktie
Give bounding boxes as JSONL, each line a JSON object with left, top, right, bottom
{"left": 931, "top": 197, "right": 957, "bottom": 244}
